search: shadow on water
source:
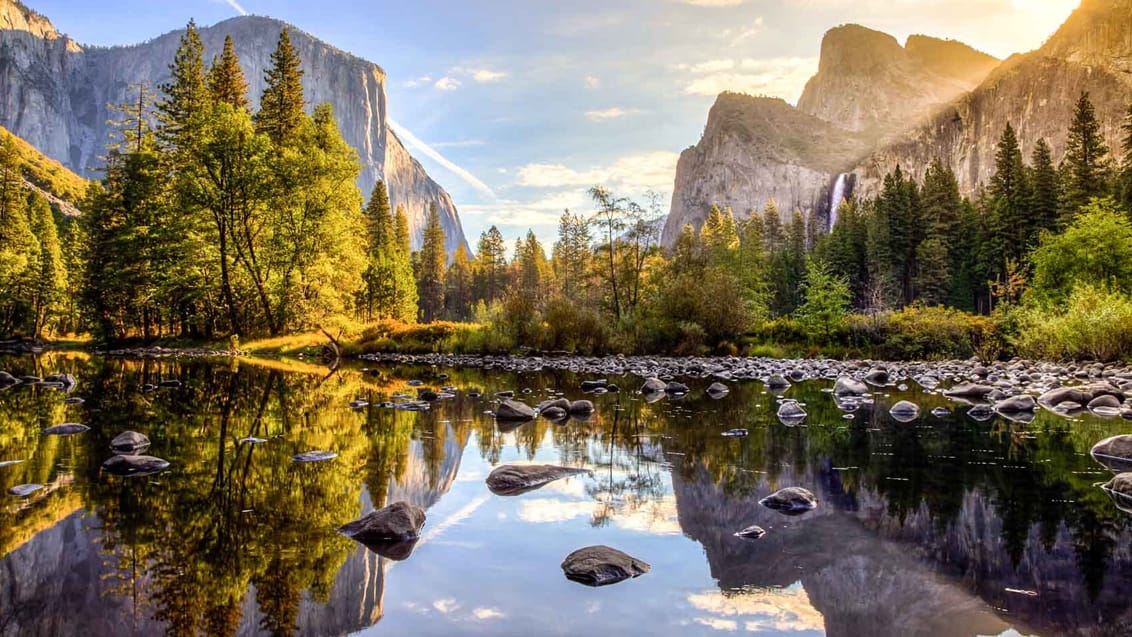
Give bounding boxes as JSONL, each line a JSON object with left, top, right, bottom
{"left": 0, "top": 354, "right": 1130, "bottom": 636}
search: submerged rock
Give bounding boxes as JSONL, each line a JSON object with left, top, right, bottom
{"left": 110, "top": 430, "right": 150, "bottom": 453}
{"left": 733, "top": 524, "right": 766, "bottom": 539}
{"left": 833, "top": 377, "right": 868, "bottom": 396}
{"left": 339, "top": 501, "right": 426, "bottom": 553}
{"left": 945, "top": 383, "right": 994, "bottom": 399}
{"left": 8, "top": 483, "right": 43, "bottom": 497}
{"left": 765, "top": 374, "right": 791, "bottom": 390}
{"left": 540, "top": 406, "right": 568, "bottom": 421}
{"left": 292, "top": 450, "right": 338, "bottom": 463}
{"left": 1101, "top": 473, "right": 1132, "bottom": 514}
{"left": 486, "top": 464, "right": 590, "bottom": 496}
{"left": 43, "top": 423, "right": 89, "bottom": 436}
{"left": 495, "top": 399, "right": 536, "bottom": 421}
{"left": 721, "top": 429, "right": 748, "bottom": 438}
{"left": 1088, "top": 395, "right": 1122, "bottom": 410}
{"left": 759, "top": 486, "right": 817, "bottom": 515}
{"left": 580, "top": 379, "right": 608, "bottom": 392}
{"left": 777, "top": 400, "right": 807, "bottom": 425}
{"left": 707, "top": 382, "right": 730, "bottom": 397}
{"left": 641, "top": 377, "right": 667, "bottom": 394}
{"left": 102, "top": 454, "right": 170, "bottom": 477}
{"left": 1091, "top": 435, "right": 1132, "bottom": 470}
{"left": 1038, "top": 386, "right": 1092, "bottom": 408}
{"left": 561, "top": 545, "right": 650, "bottom": 587}
{"left": 666, "top": 381, "right": 689, "bottom": 395}
{"left": 568, "top": 400, "right": 595, "bottom": 416}
{"left": 995, "top": 395, "right": 1036, "bottom": 413}
{"left": 889, "top": 400, "right": 921, "bottom": 422}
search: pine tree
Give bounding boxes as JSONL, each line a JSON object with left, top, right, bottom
{"left": 474, "top": 225, "right": 507, "bottom": 305}
{"left": 391, "top": 205, "right": 418, "bottom": 321}
{"left": 552, "top": 211, "right": 591, "bottom": 300}
{"left": 701, "top": 204, "right": 739, "bottom": 270}
{"left": 1028, "top": 138, "right": 1060, "bottom": 239}
{"left": 27, "top": 195, "right": 66, "bottom": 337}
{"left": 1061, "top": 91, "right": 1110, "bottom": 221}
{"left": 444, "top": 243, "right": 473, "bottom": 321}
{"left": 256, "top": 29, "right": 306, "bottom": 147}
{"left": 208, "top": 35, "right": 249, "bottom": 111}
{"left": 990, "top": 123, "right": 1030, "bottom": 270}
{"left": 1119, "top": 103, "right": 1132, "bottom": 215}
{"left": 157, "top": 20, "right": 209, "bottom": 150}
{"left": 416, "top": 203, "right": 447, "bottom": 322}
{"left": 0, "top": 136, "right": 37, "bottom": 333}
{"left": 515, "top": 230, "right": 550, "bottom": 305}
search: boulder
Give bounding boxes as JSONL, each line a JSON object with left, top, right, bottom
{"left": 733, "top": 525, "right": 766, "bottom": 539}
{"left": 944, "top": 383, "right": 994, "bottom": 399}
{"left": 777, "top": 400, "right": 806, "bottom": 421}
{"left": 1091, "top": 435, "right": 1132, "bottom": 470}
{"left": 706, "top": 382, "right": 729, "bottom": 397}
{"left": 1038, "top": 386, "right": 1092, "bottom": 407}
{"left": 568, "top": 400, "right": 595, "bottom": 416}
{"left": 580, "top": 379, "right": 608, "bottom": 391}
{"left": 995, "top": 395, "right": 1036, "bottom": 413}
{"left": 43, "top": 423, "right": 89, "bottom": 436}
{"left": 495, "top": 399, "right": 536, "bottom": 421}
{"left": 486, "top": 464, "right": 590, "bottom": 496}
{"left": 102, "top": 454, "right": 170, "bottom": 477}
{"left": 759, "top": 486, "right": 817, "bottom": 515}
{"left": 666, "top": 381, "right": 689, "bottom": 395}
{"left": 765, "top": 374, "right": 791, "bottom": 390}
{"left": 864, "top": 368, "right": 889, "bottom": 385}
{"left": 832, "top": 377, "right": 868, "bottom": 396}
{"left": 541, "top": 406, "right": 568, "bottom": 421}
{"left": 537, "top": 398, "right": 571, "bottom": 412}
{"left": 110, "top": 430, "right": 150, "bottom": 453}
{"left": 1101, "top": 473, "right": 1132, "bottom": 514}
{"left": 889, "top": 400, "right": 920, "bottom": 422}
{"left": 1088, "top": 395, "right": 1122, "bottom": 410}
{"left": 641, "top": 377, "right": 667, "bottom": 394}
{"left": 561, "top": 545, "right": 650, "bottom": 587}
{"left": 293, "top": 450, "right": 338, "bottom": 463}
{"left": 339, "top": 501, "right": 427, "bottom": 551}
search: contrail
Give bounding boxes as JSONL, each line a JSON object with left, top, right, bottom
{"left": 223, "top": 0, "right": 248, "bottom": 15}
{"left": 388, "top": 117, "right": 496, "bottom": 199}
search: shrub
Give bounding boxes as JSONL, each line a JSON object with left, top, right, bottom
{"left": 845, "top": 306, "right": 998, "bottom": 360}
{"left": 1015, "top": 285, "right": 1132, "bottom": 361}
{"left": 350, "top": 319, "right": 480, "bottom": 354}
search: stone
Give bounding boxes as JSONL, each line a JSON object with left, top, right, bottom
{"left": 495, "top": 399, "right": 536, "bottom": 421}
{"left": 102, "top": 454, "right": 170, "bottom": 477}
{"left": 944, "top": 383, "right": 994, "bottom": 399}
{"left": 733, "top": 525, "right": 766, "bottom": 539}
{"left": 580, "top": 379, "right": 608, "bottom": 391}
{"left": 721, "top": 429, "right": 748, "bottom": 437}
{"left": 561, "top": 545, "right": 650, "bottom": 587}
{"left": 765, "top": 374, "right": 791, "bottom": 390}
{"left": 1091, "top": 435, "right": 1132, "bottom": 470}
{"left": 339, "top": 501, "right": 427, "bottom": 549}
{"left": 777, "top": 400, "right": 807, "bottom": 421}
{"left": 1088, "top": 395, "right": 1122, "bottom": 410}
{"left": 641, "top": 377, "right": 667, "bottom": 394}
{"left": 759, "top": 486, "right": 818, "bottom": 515}
{"left": 537, "top": 398, "right": 571, "bottom": 412}
{"left": 666, "top": 381, "right": 689, "bottom": 395}
{"left": 995, "top": 395, "right": 1036, "bottom": 412}
{"left": 833, "top": 377, "right": 869, "bottom": 396}
{"left": 1039, "top": 386, "right": 1092, "bottom": 407}
{"left": 706, "top": 382, "right": 729, "bottom": 397}
{"left": 864, "top": 368, "right": 890, "bottom": 386}
{"left": 1101, "top": 473, "right": 1132, "bottom": 514}
{"left": 293, "top": 450, "right": 338, "bottom": 463}
{"left": 110, "top": 430, "right": 150, "bottom": 453}
{"left": 43, "top": 423, "right": 89, "bottom": 435}
{"left": 486, "top": 464, "right": 590, "bottom": 496}
{"left": 540, "top": 406, "right": 568, "bottom": 421}
{"left": 568, "top": 400, "right": 594, "bottom": 416}
{"left": 9, "top": 483, "right": 43, "bottom": 497}
{"left": 889, "top": 400, "right": 920, "bottom": 422}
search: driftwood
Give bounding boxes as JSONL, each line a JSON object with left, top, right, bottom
{"left": 316, "top": 325, "right": 342, "bottom": 371}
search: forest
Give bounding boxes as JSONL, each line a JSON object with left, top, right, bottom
{"left": 0, "top": 22, "right": 1131, "bottom": 361}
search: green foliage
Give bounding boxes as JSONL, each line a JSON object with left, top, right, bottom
{"left": 849, "top": 306, "right": 999, "bottom": 360}
{"left": 1028, "top": 198, "right": 1132, "bottom": 306}
{"left": 794, "top": 258, "right": 850, "bottom": 341}
{"left": 1061, "top": 92, "right": 1111, "bottom": 223}
{"left": 416, "top": 204, "right": 447, "bottom": 322}
{"left": 1016, "top": 285, "right": 1132, "bottom": 361}
{"left": 255, "top": 29, "right": 306, "bottom": 146}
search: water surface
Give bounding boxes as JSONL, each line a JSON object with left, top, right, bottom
{"left": 1, "top": 354, "right": 1130, "bottom": 636}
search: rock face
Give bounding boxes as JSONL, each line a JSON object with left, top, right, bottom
{"left": 797, "top": 26, "right": 998, "bottom": 137}
{"left": 0, "top": 0, "right": 469, "bottom": 254}
{"left": 560, "top": 545, "right": 650, "bottom": 587}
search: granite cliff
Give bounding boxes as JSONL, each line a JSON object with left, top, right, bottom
{"left": 0, "top": 0, "right": 469, "bottom": 253}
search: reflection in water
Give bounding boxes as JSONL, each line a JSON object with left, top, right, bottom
{"left": 0, "top": 354, "right": 1130, "bottom": 636}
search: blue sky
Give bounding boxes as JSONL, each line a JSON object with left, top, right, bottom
{"left": 29, "top": 0, "right": 1078, "bottom": 246}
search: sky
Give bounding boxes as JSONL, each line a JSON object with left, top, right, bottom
{"left": 29, "top": 0, "right": 1080, "bottom": 247}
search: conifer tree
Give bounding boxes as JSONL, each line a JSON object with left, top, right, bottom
{"left": 157, "top": 20, "right": 209, "bottom": 150}
{"left": 990, "top": 123, "right": 1030, "bottom": 270}
{"left": 416, "top": 203, "right": 447, "bottom": 322}
{"left": 444, "top": 243, "right": 473, "bottom": 321}
{"left": 256, "top": 29, "right": 306, "bottom": 147}
{"left": 208, "top": 35, "right": 249, "bottom": 111}
{"left": 27, "top": 196, "right": 66, "bottom": 337}
{"left": 552, "top": 211, "right": 591, "bottom": 300}
{"left": 475, "top": 226, "right": 507, "bottom": 305}
{"left": 390, "top": 205, "right": 418, "bottom": 321}
{"left": 1028, "top": 138, "right": 1060, "bottom": 238}
{"left": 1119, "top": 103, "right": 1132, "bottom": 215}
{"left": 1061, "top": 92, "right": 1110, "bottom": 220}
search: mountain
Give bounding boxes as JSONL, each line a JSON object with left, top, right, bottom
{"left": 0, "top": 124, "right": 86, "bottom": 217}
{"left": 662, "top": 93, "right": 868, "bottom": 243}
{"left": 0, "top": 0, "right": 469, "bottom": 254}
{"left": 666, "top": 0, "right": 1132, "bottom": 243}
{"left": 797, "top": 25, "right": 999, "bottom": 138}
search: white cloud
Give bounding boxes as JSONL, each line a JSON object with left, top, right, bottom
{"left": 723, "top": 16, "right": 765, "bottom": 45}
{"left": 434, "top": 76, "right": 462, "bottom": 91}
{"left": 682, "top": 57, "right": 818, "bottom": 101}
{"left": 584, "top": 76, "right": 601, "bottom": 89}
{"left": 472, "top": 608, "right": 506, "bottom": 620}
{"left": 404, "top": 74, "right": 433, "bottom": 88}
{"left": 471, "top": 69, "right": 507, "bottom": 82}
{"left": 515, "top": 151, "right": 679, "bottom": 192}
{"left": 432, "top": 599, "right": 460, "bottom": 614}
{"left": 675, "top": 59, "right": 736, "bottom": 73}
{"left": 388, "top": 118, "right": 497, "bottom": 199}
{"left": 585, "top": 107, "right": 640, "bottom": 121}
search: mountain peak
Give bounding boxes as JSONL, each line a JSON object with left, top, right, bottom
{"left": 0, "top": 0, "right": 79, "bottom": 51}
{"left": 1042, "top": 0, "right": 1132, "bottom": 85}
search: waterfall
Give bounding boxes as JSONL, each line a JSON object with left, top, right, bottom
{"left": 828, "top": 173, "right": 850, "bottom": 231}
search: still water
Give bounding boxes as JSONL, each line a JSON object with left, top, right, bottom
{"left": 1, "top": 354, "right": 1130, "bottom": 637}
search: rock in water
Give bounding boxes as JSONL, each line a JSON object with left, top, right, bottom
{"left": 339, "top": 501, "right": 427, "bottom": 556}
{"left": 707, "top": 382, "right": 730, "bottom": 397}
{"left": 485, "top": 464, "right": 590, "bottom": 496}
{"left": 1102, "top": 473, "right": 1132, "bottom": 514}
{"left": 666, "top": 381, "right": 689, "bottom": 395}
{"left": 995, "top": 395, "right": 1036, "bottom": 412}
{"left": 110, "top": 430, "right": 150, "bottom": 453}
{"left": 640, "top": 377, "right": 667, "bottom": 394}
{"left": 777, "top": 400, "right": 807, "bottom": 425}
{"left": 1091, "top": 435, "right": 1132, "bottom": 470}
{"left": 568, "top": 400, "right": 594, "bottom": 416}
{"left": 43, "top": 423, "right": 89, "bottom": 436}
{"left": 733, "top": 525, "right": 766, "bottom": 539}
{"left": 293, "top": 450, "right": 338, "bottom": 463}
{"left": 944, "top": 383, "right": 994, "bottom": 399}
{"left": 833, "top": 377, "right": 868, "bottom": 396}
{"left": 759, "top": 486, "right": 818, "bottom": 515}
{"left": 1088, "top": 395, "right": 1122, "bottom": 410}
{"left": 540, "top": 406, "right": 568, "bottom": 421}
{"left": 561, "top": 545, "right": 650, "bottom": 587}
{"left": 721, "top": 429, "right": 748, "bottom": 438}
{"left": 495, "top": 399, "right": 536, "bottom": 421}
{"left": 889, "top": 400, "right": 920, "bottom": 422}
{"left": 864, "top": 368, "right": 890, "bottom": 386}
{"left": 765, "top": 375, "right": 791, "bottom": 390}
{"left": 9, "top": 484, "right": 43, "bottom": 497}
{"left": 102, "top": 454, "right": 170, "bottom": 477}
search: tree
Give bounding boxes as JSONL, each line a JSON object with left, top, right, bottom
{"left": 391, "top": 205, "right": 418, "bottom": 321}
{"left": 1061, "top": 92, "right": 1110, "bottom": 221}
{"left": 474, "top": 225, "right": 507, "bottom": 306}
{"left": 1028, "top": 138, "right": 1060, "bottom": 238}
{"left": 208, "top": 35, "right": 249, "bottom": 111}
{"left": 990, "top": 123, "right": 1031, "bottom": 270}
{"left": 1119, "top": 103, "right": 1132, "bottom": 215}
{"left": 255, "top": 29, "right": 305, "bottom": 147}
{"left": 514, "top": 230, "right": 551, "bottom": 305}
{"left": 444, "top": 243, "right": 473, "bottom": 321}
{"left": 1029, "top": 197, "right": 1132, "bottom": 305}
{"left": 701, "top": 204, "right": 739, "bottom": 270}
{"left": 156, "top": 20, "right": 209, "bottom": 151}
{"left": 795, "top": 258, "right": 851, "bottom": 341}
{"left": 416, "top": 204, "right": 447, "bottom": 322}
{"left": 27, "top": 195, "right": 66, "bottom": 337}
{"left": 0, "top": 137, "right": 37, "bottom": 334}
{"left": 589, "top": 186, "right": 627, "bottom": 320}
{"left": 552, "top": 210, "right": 591, "bottom": 300}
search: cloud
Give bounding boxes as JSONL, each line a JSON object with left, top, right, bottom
{"left": 470, "top": 69, "right": 507, "bottom": 82}
{"left": 472, "top": 608, "right": 506, "bottom": 620}
{"left": 585, "top": 107, "right": 639, "bottom": 121}
{"left": 432, "top": 599, "right": 460, "bottom": 614}
{"left": 217, "top": 0, "right": 248, "bottom": 15}
{"left": 404, "top": 74, "right": 433, "bottom": 88}
{"left": 515, "top": 151, "right": 679, "bottom": 192}
{"left": 430, "top": 139, "right": 486, "bottom": 149}
{"left": 682, "top": 57, "right": 818, "bottom": 101}
{"left": 434, "top": 76, "right": 462, "bottom": 91}
{"left": 584, "top": 76, "right": 601, "bottom": 89}
{"left": 723, "top": 16, "right": 765, "bottom": 45}
{"left": 388, "top": 118, "right": 496, "bottom": 198}
{"left": 680, "top": 0, "right": 745, "bottom": 6}
{"left": 675, "top": 59, "right": 736, "bottom": 73}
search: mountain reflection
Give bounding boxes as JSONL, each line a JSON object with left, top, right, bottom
{"left": 1, "top": 356, "right": 1131, "bottom": 636}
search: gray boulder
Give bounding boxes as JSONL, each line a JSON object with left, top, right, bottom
{"left": 540, "top": 406, "right": 568, "bottom": 421}
{"left": 1091, "top": 435, "right": 1132, "bottom": 470}
{"left": 102, "top": 454, "right": 170, "bottom": 477}
{"left": 561, "top": 545, "right": 650, "bottom": 587}
{"left": 1039, "top": 386, "right": 1092, "bottom": 407}
{"left": 832, "top": 377, "right": 868, "bottom": 396}
{"left": 765, "top": 374, "right": 791, "bottom": 390}
{"left": 889, "top": 400, "right": 920, "bottom": 422}
{"left": 864, "top": 368, "right": 889, "bottom": 385}
{"left": 777, "top": 400, "right": 806, "bottom": 421}
{"left": 1102, "top": 473, "right": 1132, "bottom": 514}
{"left": 944, "top": 383, "right": 994, "bottom": 399}
{"left": 486, "top": 464, "right": 590, "bottom": 495}
{"left": 110, "top": 430, "right": 150, "bottom": 453}
{"left": 759, "top": 486, "right": 817, "bottom": 515}
{"left": 666, "top": 381, "right": 689, "bottom": 395}
{"left": 339, "top": 501, "right": 426, "bottom": 549}
{"left": 1088, "top": 395, "right": 1122, "bottom": 410}
{"left": 733, "top": 525, "right": 766, "bottom": 539}
{"left": 995, "top": 395, "right": 1036, "bottom": 413}
{"left": 568, "top": 400, "right": 595, "bottom": 416}
{"left": 495, "top": 399, "right": 536, "bottom": 421}
{"left": 706, "top": 382, "right": 729, "bottom": 397}
{"left": 641, "top": 377, "right": 666, "bottom": 394}
{"left": 43, "top": 423, "right": 89, "bottom": 436}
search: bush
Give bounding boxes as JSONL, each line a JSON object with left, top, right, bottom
{"left": 350, "top": 319, "right": 481, "bottom": 354}
{"left": 846, "top": 306, "right": 998, "bottom": 360}
{"left": 539, "top": 298, "right": 610, "bottom": 354}
{"left": 1015, "top": 285, "right": 1132, "bottom": 362}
